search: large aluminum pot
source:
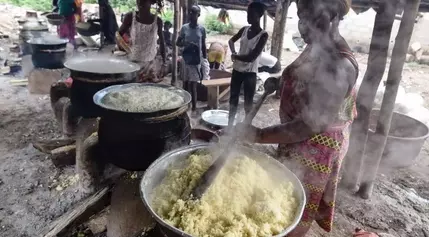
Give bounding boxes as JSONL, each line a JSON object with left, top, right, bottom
{"left": 64, "top": 57, "right": 140, "bottom": 118}
{"left": 140, "top": 144, "right": 306, "bottom": 237}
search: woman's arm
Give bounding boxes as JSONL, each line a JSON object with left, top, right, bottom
{"left": 228, "top": 27, "right": 245, "bottom": 55}
{"left": 118, "top": 12, "right": 132, "bottom": 36}
{"left": 257, "top": 60, "right": 354, "bottom": 144}
{"left": 234, "top": 32, "right": 268, "bottom": 62}
{"left": 201, "top": 27, "right": 207, "bottom": 59}
{"left": 157, "top": 17, "right": 166, "bottom": 63}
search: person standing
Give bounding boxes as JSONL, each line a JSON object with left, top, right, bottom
{"left": 57, "top": 0, "right": 77, "bottom": 48}
{"left": 163, "top": 21, "right": 173, "bottom": 48}
{"left": 235, "top": 0, "right": 358, "bottom": 236}
{"left": 177, "top": 5, "right": 207, "bottom": 112}
{"left": 118, "top": 0, "right": 167, "bottom": 83}
{"left": 90, "top": 0, "right": 118, "bottom": 45}
{"left": 228, "top": 2, "right": 268, "bottom": 127}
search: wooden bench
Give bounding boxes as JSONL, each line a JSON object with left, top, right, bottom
{"left": 201, "top": 77, "right": 231, "bottom": 109}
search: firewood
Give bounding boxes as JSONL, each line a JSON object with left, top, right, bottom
{"left": 41, "top": 186, "right": 111, "bottom": 237}
{"left": 50, "top": 145, "right": 76, "bottom": 168}
{"left": 32, "top": 138, "right": 76, "bottom": 154}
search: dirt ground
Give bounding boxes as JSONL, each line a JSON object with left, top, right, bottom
{"left": 1, "top": 48, "right": 428, "bottom": 237}
{"left": 0, "top": 7, "right": 428, "bottom": 237}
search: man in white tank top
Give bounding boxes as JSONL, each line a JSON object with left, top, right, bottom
{"left": 228, "top": 2, "right": 269, "bottom": 127}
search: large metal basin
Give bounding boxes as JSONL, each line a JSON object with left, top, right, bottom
{"left": 369, "top": 109, "right": 429, "bottom": 168}
{"left": 140, "top": 144, "right": 306, "bottom": 237}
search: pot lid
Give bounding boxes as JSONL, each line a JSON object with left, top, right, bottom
{"left": 27, "top": 34, "right": 68, "bottom": 45}
{"left": 64, "top": 57, "right": 140, "bottom": 74}
{"left": 21, "top": 20, "right": 48, "bottom": 31}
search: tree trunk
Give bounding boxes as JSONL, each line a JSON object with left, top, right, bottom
{"left": 270, "top": 0, "right": 289, "bottom": 59}
{"left": 171, "top": 0, "right": 180, "bottom": 86}
{"left": 357, "top": 0, "right": 421, "bottom": 199}
{"left": 182, "top": 0, "right": 188, "bottom": 25}
{"left": 272, "top": 0, "right": 290, "bottom": 97}
{"left": 341, "top": 0, "right": 399, "bottom": 190}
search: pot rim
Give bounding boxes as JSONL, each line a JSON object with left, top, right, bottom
{"left": 64, "top": 57, "right": 140, "bottom": 74}
{"left": 369, "top": 109, "right": 429, "bottom": 141}
{"left": 93, "top": 83, "right": 192, "bottom": 115}
{"left": 26, "top": 39, "right": 68, "bottom": 46}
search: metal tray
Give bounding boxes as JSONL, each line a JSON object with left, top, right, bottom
{"left": 93, "top": 83, "right": 192, "bottom": 114}
{"left": 201, "top": 110, "right": 237, "bottom": 127}
{"left": 140, "top": 144, "right": 306, "bottom": 237}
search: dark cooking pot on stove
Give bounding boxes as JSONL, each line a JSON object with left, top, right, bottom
{"left": 93, "top": 84, "right": 192, "bottom": 170}
{"left": 27, "top": 36, "right": 68, "bottom": 69}
{"left": 98, "top": 109, "right": 191, "bottom": 171}
{"left": 19, "top": 20, "right": 49, "bottom": 55}
{"left": 64, "top": 57, "right": 140, "bottom": 118}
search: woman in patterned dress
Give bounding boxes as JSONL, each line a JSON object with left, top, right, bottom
{"left": 238, "top": 0, "right": 357, "bottom": 236}
{"left": 118, "top": 0, "right": 166, "bottom": 83}
{"left": 57, "top": 0, "right": 77, "bottom": 48}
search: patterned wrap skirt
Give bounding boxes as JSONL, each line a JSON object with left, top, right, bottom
{"left": 277, "top": 121, "right": 352, "bottom": 236}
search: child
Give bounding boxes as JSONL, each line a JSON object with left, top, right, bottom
{"left": 177, "top": 5, "right": 207, "bottom": 112}
{"left": 228, "top": 2, "right": 268, "bottom": 127}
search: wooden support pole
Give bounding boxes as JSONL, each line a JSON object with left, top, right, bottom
{"left": 357, "top": 0, "right": 421, "bottom": 199}
{"left": 263, "top": 12, "right": 267, "bottom": 51}
{"left": 171, "top": 0, "right": 180, "bottom": 86}
{"left": 270, "top": 0, "right": 290, "bottom": 59}
{"left": 182, "top": 0, "right": 188, "bottom": 25}
{"left": 272, "top": 0, "right": 290, "bottom": 97}
{"left": 341, "top": 0, "right": 399, "bottom": 190}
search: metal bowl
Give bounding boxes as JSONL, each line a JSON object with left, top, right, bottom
{"left": 140, "top": 144, "right": 306, "bottom": 237}
{"left": 201, "top": 110, "right": 237, "bottom": 127}
{"left": 190, "top": 128, "right": 219, "bottom": 144}
{"left": 46, "top": 13, "right": 65, "bottom": 26}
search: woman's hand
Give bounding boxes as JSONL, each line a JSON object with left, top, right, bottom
{"left": 231, "top": 53, "right": 237, "bottom": 62}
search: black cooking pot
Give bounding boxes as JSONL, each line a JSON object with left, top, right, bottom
{"left": 19, "top": 21, "right": 49, "bottom": 55}
{"left": 28, "top": 36, "right": 68, "bottom": 69}
{"left": 98, "top": 109, "right": 191, "bottom": 171}
{"left": 64, "top": 57, "right": 140, "bottom": 118}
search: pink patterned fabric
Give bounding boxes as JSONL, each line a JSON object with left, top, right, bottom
{"left": 57, "top": 15, "right": 76, "bottom": 47}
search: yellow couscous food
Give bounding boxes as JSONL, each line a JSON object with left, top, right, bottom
{"left": 151, "top": 152, "right": 299, "bottom": 237}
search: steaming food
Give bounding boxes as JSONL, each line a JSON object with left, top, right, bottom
{"left": 101, "top": 86, "right": 185, "bottom": 112}
{"left": 152, "top": 152, "right": 298, "bottom": 237}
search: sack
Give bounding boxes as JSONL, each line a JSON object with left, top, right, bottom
{"left": 182, "top": 44, "right": 201, "bottom": 65}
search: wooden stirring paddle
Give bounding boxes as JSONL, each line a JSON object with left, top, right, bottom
{"left": 190, "top": 77, "right": 279, "bottom": 200}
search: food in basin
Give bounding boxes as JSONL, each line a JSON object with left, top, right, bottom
{"left": 101, "top": 85, "right": 186, "bottom": 113}
{"left": 150, "top": 149, "right": 300, "bottom": 237}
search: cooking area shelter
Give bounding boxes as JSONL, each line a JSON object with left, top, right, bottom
{"left": 1, "top": 0, "right": 429, "bottom": 236}
{"left": 40, "top": 0, "right": 428, "bottom": 236}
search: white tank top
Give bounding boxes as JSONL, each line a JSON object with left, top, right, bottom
{"left": 129, "top": 12, "right": 158, "bottom": 62}
{"left": 233, "top": 26, "right": 266, "bottom": 73}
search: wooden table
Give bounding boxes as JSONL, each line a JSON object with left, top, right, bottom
{"left": 201, "top": 77, "right": 231, "bottom": 109}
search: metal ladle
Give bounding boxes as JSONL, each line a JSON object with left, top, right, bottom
{"left": 190, "top": 77, "right": 279, "bottom": 199}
